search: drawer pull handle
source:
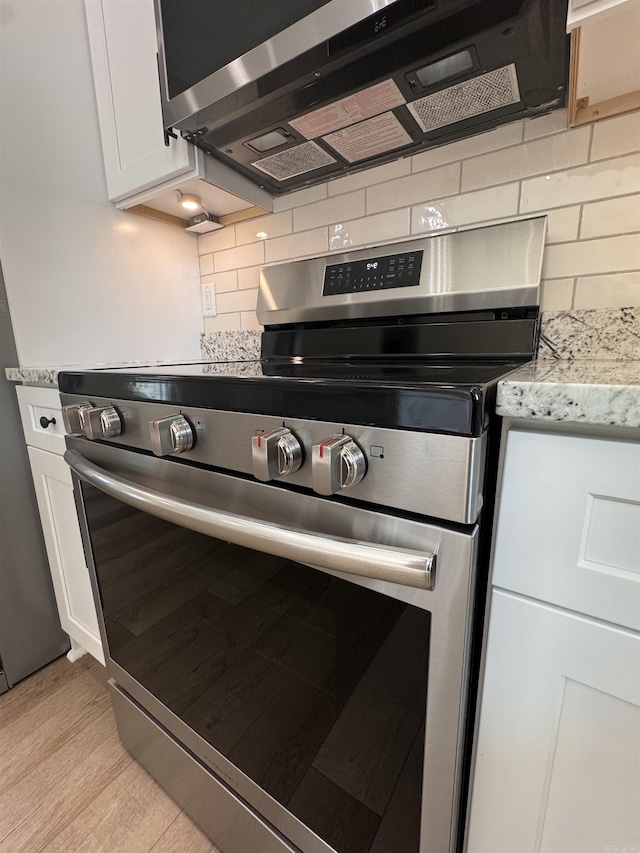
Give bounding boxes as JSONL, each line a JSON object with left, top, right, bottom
{"left": 39, "top": 416, "right": 57, "bottom": 429}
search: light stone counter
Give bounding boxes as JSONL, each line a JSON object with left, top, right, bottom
{"left": 5, "top": 331, "right": 262, "bottom": 387}
{"left": 497, "top": 361, "right": 640, "bottom": 428}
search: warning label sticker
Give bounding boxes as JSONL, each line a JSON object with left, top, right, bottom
{"left": 323, "top": 112, "right": 412, "bottom": 163}
{"left": 289, "top": 79, "right": 406, "bottom": 139}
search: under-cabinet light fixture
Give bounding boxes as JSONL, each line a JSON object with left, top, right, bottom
{"left": 176, "top": 191, "right": 202, "bottom": 212}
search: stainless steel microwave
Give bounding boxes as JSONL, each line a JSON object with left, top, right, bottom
{"left": 155, "top": 0, "right": 569, "bottom": 194}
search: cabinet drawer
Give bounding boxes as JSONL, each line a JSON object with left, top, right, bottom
{"left": 492, "top": 429, "right": 640, "bottom": 630}
{"left": 16, "top": 385, "right": 66, "bottom": 454}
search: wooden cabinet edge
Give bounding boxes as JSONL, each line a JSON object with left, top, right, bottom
{"left": 568, "top": 4, "right": 640, "bottom": 126}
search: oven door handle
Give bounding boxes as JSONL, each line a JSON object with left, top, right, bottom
{"left": 65, "top": 449, "right": 436, "bottom": 590}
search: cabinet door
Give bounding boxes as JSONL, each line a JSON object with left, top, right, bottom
{"left": 27, "top": 447, "right": 105, "bottom": 664}
{"left": 467, "top": 590, "right": 640, "bottom": 853}
{"left": 85, "top": 0, "right": 194, "bottom": 202}
{"left": 492, "top": 429, "right": 640, "bottom": 631}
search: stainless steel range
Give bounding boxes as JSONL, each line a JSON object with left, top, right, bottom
{"left": 59, "top": 217, "right": 546, "bottom": 853}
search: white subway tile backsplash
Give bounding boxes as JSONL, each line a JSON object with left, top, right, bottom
{"left": 235, "top": 210, "right": 292, "bottom": 246}
{"left": 265, "top": 227, "right": 328, "bottom": 264}
{"left": 198, "top": 226, "right": 236, "bottom": 255}
{"left": 540, "top": 278, "right": 575, "bottom": 311}
{"left": 463, "top": 127, "right": 591, "bottom": 191}
{"left": 199, "top": 253, "right": 214, "bottom": 276}
{"left": 574, "top": 272, "right": 640, "bottom": 309}
{"left": 272, "top": 183, "right": 328, "bottom": 212}
{"left": 327, "top": 159, "right": 411, "bottom": 196}
{"left": 542, "top": 234, "right": 640, "bottom": 279}
{"left": 241, "top": 311, "right": 262, "bottom": 331}
{"left": 204, "top": 313, "right": 242, "bottom": 332}
{"left": 580, "top": 195, "right": 640, "bottom": 239}
{"left": 545, "top": 206, "right": 581, "bottom": 243}
{"left": 520, "top": 153, "right": 640, "bottom": 212}
{"left": 367, "top": 162, "right": 460, "bottom": 214}
{"left": 238, "top": 266, "right": 261, "bottom": 290}
{"left": 591, "top": 111, "right": 640, "bottom": 161}
{"left": 410, "top": 184, "right": 519, "bottom": 234}
{"left": 293, "top": 191, "right": 365, "bottom": 231}
{"left": 523, "top": 109, "right": 569, "bottom": 141}
{"left": 329, "top": 209, "right": 410, "bottom": 251}
{"left": 215, "top": 241, "right": 265, "bottom": 273}
{"left": 411, "top": 123, "right": 523, "bottom": 173}
{"left": 198, "top": 109, "right": 640, "bottom": 321}
{"left": 202, "top": 270, "right": 237, "bottom": 293}
{"left": 216, "top": 288, "right": 258, "bottom": 314}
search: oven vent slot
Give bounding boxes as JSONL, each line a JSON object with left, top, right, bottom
{"left": 408, "top": 64, "right": 521, "bottom": 133}
{"left": 253, "top": 141, "right": 337, "bottom": 181}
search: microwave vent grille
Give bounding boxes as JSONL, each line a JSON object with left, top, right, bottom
{"left": 408, "top": 64, "right": 521, "bottom": 133}
{"left": 253, "top": 141, "right": 337, "bottom": 182}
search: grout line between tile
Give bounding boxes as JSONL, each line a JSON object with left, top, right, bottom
{"left": 577, "top": 202, "right": 585, "bottom": 240}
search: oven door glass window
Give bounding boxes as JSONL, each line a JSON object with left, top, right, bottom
{"left": 82, "top": 481, "right": 429, "bottom": 853}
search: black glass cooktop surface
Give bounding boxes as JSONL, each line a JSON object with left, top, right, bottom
{"left": 58, "top": 359, "right": 525, "bottom": 437}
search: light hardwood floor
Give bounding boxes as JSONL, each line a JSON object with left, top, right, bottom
{"left": 0, "top": 654, "right": 224, "bottom": 853}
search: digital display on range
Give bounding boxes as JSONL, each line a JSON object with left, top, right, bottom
{"left": 323, "top": 250, "right": 423, "bottom": 295}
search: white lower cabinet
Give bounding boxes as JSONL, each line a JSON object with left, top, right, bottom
{"left": 466, "top": 425, "right": 640, "bottom": 852}
{"left": 16, "top": 386, "right": 104, "bottom": 664}
{"left": 467, "top": 590, "right": 640, "bottom": 853}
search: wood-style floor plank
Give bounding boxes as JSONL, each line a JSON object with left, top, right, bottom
{"left": 0, "top": 659, "right": 111, "bottom": 797}
{"left": 44, "top": 760, "right": 180, "bottom": 853}
{"left": 0, "top": 655, "right": 83, "bottom": 730}
{"left": 0, "top": 655, "right": 224, "bottom": 853}
{"left": 0, "top": 706, "right": 129, "bottom": 850}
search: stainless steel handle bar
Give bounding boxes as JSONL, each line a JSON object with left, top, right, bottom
{"left": 65, "top": 449, "right": 436, "bottom": 590}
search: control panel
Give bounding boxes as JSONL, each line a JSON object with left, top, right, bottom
{"left": 60, "top": 393, "right": 485, "bottom": 525}
{"left": 322, "top": 250, "right": 423, "bottom": 295}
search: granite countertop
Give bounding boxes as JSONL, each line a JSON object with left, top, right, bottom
{"left": 7, "top": 314, "right": 640, "bottom": 428}
{"left": 497, "top": 361, "right": 640, "bottom": 428}
{"left": 4, "top": 360, "right": 207, "bottom": 387}
{"left": 4, "top": 331, "right": 263, "bottom": 387}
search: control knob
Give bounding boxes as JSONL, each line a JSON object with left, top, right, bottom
{"left": 61, "top": 402, "right": 92, "bottom": 435}
{"left": 312, "top": 434, "right": 367, "bottom": 495}
{"left": 251, "top": 427, "right": 303, "bottom": 481}
{"left": 79, "top": 405, "right": 123, "bottom": 440}
{"left": 150, "top": 415, "right": 194, "bottom": 456}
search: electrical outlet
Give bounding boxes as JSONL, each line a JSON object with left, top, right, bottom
{"left": 201, "top": 284, "right": 216, "bottom": 317}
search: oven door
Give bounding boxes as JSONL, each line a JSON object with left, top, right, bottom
{"left": 66, "top": 435, "right": 478, "bottom": 853}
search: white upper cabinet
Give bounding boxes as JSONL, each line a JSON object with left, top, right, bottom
{"left": 84, "top": 0, "right": 273, "bottom": 219}
{"left": 567, "top": 0, "right": 639, "bottom": 29}
{"left": 85, "top": 0, "right": 194, "bottom": 202}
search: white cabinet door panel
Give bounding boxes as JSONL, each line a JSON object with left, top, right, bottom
{"left": 27, "top": 446, "right": 105, "bottom": 664}
{"left": 466, "top": 590, "right": 640, "bottom": 853}
{"left": 492, "top": 430, "right": 640, "bottom": 630}
{"left": 85, "top": 0, "right": 194, "bottom": 202}
{"left": 16, "top": 385, "right": 66, "bottom": 454}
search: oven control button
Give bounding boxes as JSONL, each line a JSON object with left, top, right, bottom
{"left": 251, "top": 427, "right": 303, "bottom": 481}
{"left": 150, "top": 415, "right": 194, "bottom": 456}
{"left": 312, "top": 434, "right": 367, "bottom": 495}
{"left": 61, "top": 402, "right": 92, "bottom": 435}
{"left": 78, "top": 405, "right": 123, "bottom": 440}
{"left": 99, "top": 406, "right": 123, "bottom": 439}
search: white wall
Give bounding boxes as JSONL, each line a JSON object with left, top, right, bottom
{"left": 197, "top": 109, "right": 640, "bottom": 331}
{"left": 0, "top": 0, "right": 202, "bottom": 367}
